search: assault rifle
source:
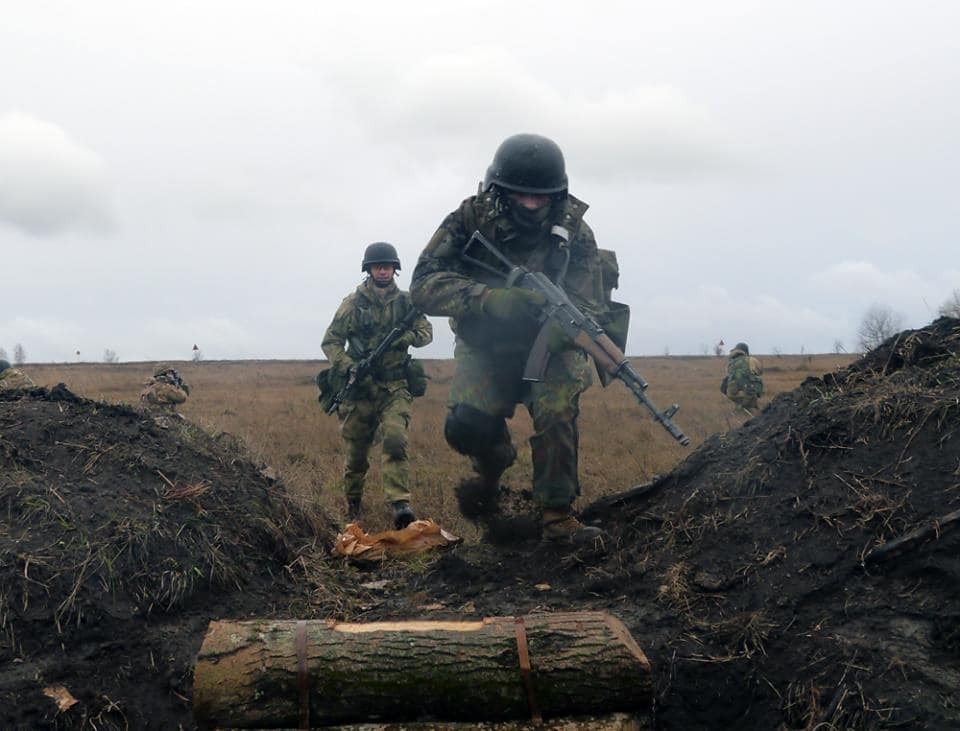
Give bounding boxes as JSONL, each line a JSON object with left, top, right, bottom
{"left": 461, "top": 231, "right": 690, "bottom": 446}
{"left": 326, "top": 307, "right": 421, "bottom": 415}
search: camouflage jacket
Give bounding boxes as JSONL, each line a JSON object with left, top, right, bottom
{"left": 0, "top": 368, "right": 36, "bottom": 390}
{"left": 410, "top": 192, "right": 609, "bottom": 353}
{"left": 322, "top": 279, "right": 433, "bottom": 379}
{"left": 148, "top": 370, "right": 190, "bottom": 393}
{"left": 722, "top": 353, "right": 764, "bottom": 397}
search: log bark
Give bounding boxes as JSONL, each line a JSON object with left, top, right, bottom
{"left": 193, "top": 611, "right": 652, "bottom": 729}
{"left": 230, "top": 711, "right": 649, "bottom": 730}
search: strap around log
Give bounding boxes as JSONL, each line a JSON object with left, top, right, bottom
{"left": 514, "top": 616, "right": 542, "bottom": 723}
{"left": 296, "top": 619, "right": 310, "bottom": 729}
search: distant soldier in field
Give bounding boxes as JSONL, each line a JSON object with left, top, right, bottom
{"left": 720, "top": 342, "right": 764, "bottom": 411}
{"left": 322, "top": 242, "right": 433, "bottom": 529}
{"left": 410, "top": 133, "right": 625, "bottom": 545}
{"left": 140, "top": 364, "right": 191, "bottom": 411}
{"left": 0, "top": 359, "right": 36, "bottom": 391}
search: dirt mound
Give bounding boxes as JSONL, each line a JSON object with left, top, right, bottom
{"left": 3, "top": 318, "right": 959, "bottom": 729}
{"left": 0, "top": 387, "right": 342, "bottom": 729}
{"left": 392, "top": 317, "right": 960, "bottom": 729}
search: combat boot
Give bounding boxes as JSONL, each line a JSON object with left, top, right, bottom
{"left": 346, "top": 496, "right": 362, "bottom": 522}
{"left": 541, "top": 508, "right": 608, "bottom": 547}
{"left": 392, "top": 500, "right": 416, "bottom": 530}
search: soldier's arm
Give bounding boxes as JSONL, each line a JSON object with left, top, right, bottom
{"left": 321, "top": 297, "right": 355, "bottom": 367}
{"left": 410, "top": 205, "right": 486, "bottom": 319}
{"left": 409, "top": 312, "right": 433, "bottom": 348}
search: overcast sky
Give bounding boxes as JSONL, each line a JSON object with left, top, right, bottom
{"left": 2, "top": 1, "right": 958, "bottom": 362}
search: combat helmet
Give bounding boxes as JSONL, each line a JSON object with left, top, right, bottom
{"left": 732, "top": 342, "right": 750, "bottom": 355}
{"left": 361, "top": 242, "right": 401, "bottom": 272}
{"left": 0, "top": 359, "right": 9, "bottom": 374}
{"left": 483, "top": 133, "right": 568, "bottom": 195}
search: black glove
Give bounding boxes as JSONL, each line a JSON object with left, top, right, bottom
{"left": 480, "top": 287, "right": 547, "bottom": 321}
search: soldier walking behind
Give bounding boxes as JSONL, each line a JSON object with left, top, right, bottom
{"left": 410, "top": 133, "right": 625, "bottom": 545}
{"left": 322, "top": 242, "right": 433, "bottom": 529}
{"left": 720, "top": 342, "right": 764, "bottom": 411}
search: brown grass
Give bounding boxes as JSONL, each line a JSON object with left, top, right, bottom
{"left": 25, "top": 353, "right": 853, "bottom": 536}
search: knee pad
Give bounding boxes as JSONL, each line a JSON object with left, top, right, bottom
{"left": 444, "top": 404, "right": 507, "bottom": 457}
{"left": 382, "top": 432, "right": 408, "bottom": 460}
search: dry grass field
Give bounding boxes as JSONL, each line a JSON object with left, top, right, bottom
{"left": 25, "top": 353, "right": 854, "bottom": 538}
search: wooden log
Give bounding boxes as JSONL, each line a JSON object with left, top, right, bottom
{"left": 193, "top": 611, "right": 652, "bottom": 729}
{"left": 230, "top": 711, "right": 649, "bottom": 730}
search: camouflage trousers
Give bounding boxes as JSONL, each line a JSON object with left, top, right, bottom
{"left": 726, "top": 385, "right": 759, "bottom": 410}
{"left": 139, "top": 383, "right": 188, "bottom": 411}
{"left": 447, "top": 340, "right": 593, "bottom": 510}
{"left": 338, "top": 381, "right": 412, "bottom": 504}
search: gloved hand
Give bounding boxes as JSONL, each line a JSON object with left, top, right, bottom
{"left": 480, "top": 287, "right": 547, "bottom": 321}
{"left": 333, "top": 354, "right": 357, "bottom": 376}
{"left": 392, "top": 331, "right": 416, "bottom": 350}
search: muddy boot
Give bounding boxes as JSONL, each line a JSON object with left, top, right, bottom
{"left": 541, "top": 508, "right": 608, "bottom": 547}
{"left": 455, "top": 476, "right": 502, "bottom": 521}
{"left": 392, "top": 500, "right": 416, "bottom": 530}
{"left": 346, "top": 496, "right": 362, "bottom": 522}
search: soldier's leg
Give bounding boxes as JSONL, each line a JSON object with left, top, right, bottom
{"left": 339, "top": 401, "right": 376, "bottom": 505}
{"left": 526, "top": 351, "right": 592, "bottom": 510}
{"left": 444, "top": 405, "right": 517, "bottom": 482}
{"left": 527, "top": 352, "right": 605, "bottom": 544}
{"left": 727, "top": 385, "right": 755, "bottom": 413}
{"left": 378, "top": 387, "right": 413, "bottom": 504}
{"left": 445, "top": 341, "right": 521, "bottom": 483}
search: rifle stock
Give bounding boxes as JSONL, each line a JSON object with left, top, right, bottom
{"left": 462, "top": 231, "right": 690, "bottom": 446}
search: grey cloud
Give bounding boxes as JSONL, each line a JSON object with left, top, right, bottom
{"left": 0, "top": 112, "right": 113, "bottom": 236}
{"left": 324, "top": 48, "right": 743, "bottom": 182}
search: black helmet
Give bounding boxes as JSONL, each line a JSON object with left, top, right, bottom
{"left": 0, "top": 359, "right": 9, "bottom": 373}
{"left": 361, "top": 242, "right": 401, "bottom": 272}
{"left": 483, "top": 133, "right": 567, "bottom": 195}
{"left": 733, "top": 342, "right": 750, "bottom": 355}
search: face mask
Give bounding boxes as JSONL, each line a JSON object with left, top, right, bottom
{"left": 507, "top": 198, "right": 552, "bottom": 231}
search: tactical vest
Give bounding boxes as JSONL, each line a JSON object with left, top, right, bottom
{"left": 727, "top": 355, "right": 763, "bottom": 396}
{"left": 345, "top": 287, "right": 416, "bottom": 381}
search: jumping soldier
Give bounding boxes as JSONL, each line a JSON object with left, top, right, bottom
{"left": 410, "top": 133, "right": 624, "bottom": 545}
{"left": 322, "top": 242, "right": 433, "bottom": 529}
{"left": 720, "top": 342, "right": 764, "bottom": 411}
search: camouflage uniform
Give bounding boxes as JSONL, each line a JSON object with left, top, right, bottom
{"left": 410, "top": 191, "right": 612, "bottom": 510}
{"left": 0, "top": 367, "right": 36, "bottom": 391}
{"left": 140, "top": 366, "right": 190, "bottom": 411}
{"left": 721, "top": 346, "right": 764, "bottom": 410}
{"left": 322, "top": 278, "right": 433, "bottom": 506}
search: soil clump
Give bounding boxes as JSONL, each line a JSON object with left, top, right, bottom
{"left": 0, "top": 387, "right": 346, "bottom": 729}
